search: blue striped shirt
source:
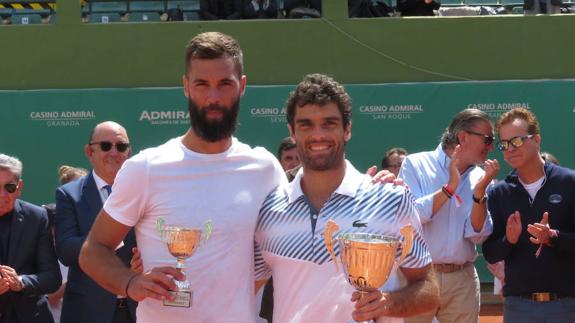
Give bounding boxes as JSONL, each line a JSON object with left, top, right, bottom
{"left": 254, "top": 161, "right": 431, "bottom": 322}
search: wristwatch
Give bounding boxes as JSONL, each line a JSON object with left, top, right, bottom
{"left": 472, "top": 194, "right": 487, "bottom": 204}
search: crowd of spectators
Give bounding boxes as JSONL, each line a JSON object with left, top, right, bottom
{"left": 196, "top": 0, "right": 321, "bottom": 19}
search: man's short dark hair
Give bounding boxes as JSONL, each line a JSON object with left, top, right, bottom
{"left": 185, "top": 32, "right": 244, "bottom": 76}
{"left": 381, "top": 147, "right": 408, "bottom": 169}
{"left": 286, "top": 74, "right": 352, "bottom": 130}
{"left": 440, "top": 108, "right": 491, "bottom": 149}
{"left": 277, "top": 137, "right": 296, "bottom": 159}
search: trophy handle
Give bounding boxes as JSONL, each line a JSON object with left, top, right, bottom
{"left": 398, "top": 224, "right": 414, "bottom": 266}
{"left": 323, "top": 219, "right": 340, "bottom": 272}
{"left": 156, "top": 217, "right": 166, "bottom": 238}
{"left": 201, "top": 219, "right": 213, "bottom": 246}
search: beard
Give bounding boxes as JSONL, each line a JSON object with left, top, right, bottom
{"left": 188, "top": 97, "right": 240, "bottom": 142}
{"left": 297, "top": 140, "right": 346, "bottom": 172}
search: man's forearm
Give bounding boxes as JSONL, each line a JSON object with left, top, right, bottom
{"left": 470, "top": 184, "right": 488, "bottom": 232}
{"left": 431, "top": 188, "right": 450, "bottom": 215}
{"left": 384, "top": 270, "right": 439, "bottom": 317}
{"left": 470, "top": 203, "right": 488, "bottom": 233}
{"left": 79, "top": 240, "right": 133, "bottom": 296}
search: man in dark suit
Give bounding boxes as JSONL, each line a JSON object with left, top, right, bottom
{"left": 55, "top": 121, "right": 137, "bottom": 323}
{"left": 0, "top": 153, "right": 62, "bottom": 323}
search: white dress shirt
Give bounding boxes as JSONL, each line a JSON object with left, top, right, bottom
{"left": 92, "top": 170, "right": 112, "bottom": 202}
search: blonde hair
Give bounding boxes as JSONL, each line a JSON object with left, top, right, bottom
{"left": 496, "top": 108, "right": 540, "bottom": 135}
{"left": 58, "top": 165, "right": 88, "bottom": 185}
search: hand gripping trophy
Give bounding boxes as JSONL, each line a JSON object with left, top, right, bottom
{"left": 159, "top": 219, "right": 212, "bottom": 308}
{"left": 324, "top": 219, "right": 413, "bottom": 323}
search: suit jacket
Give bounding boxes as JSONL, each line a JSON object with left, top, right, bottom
{"left": 0, "top": 200, "right": 62, "bottom": 323}
{"left": 55, "top": 172, "right": 137, "bottom": 323}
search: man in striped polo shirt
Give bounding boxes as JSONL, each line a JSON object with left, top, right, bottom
{"left": 255, "top": 74, "right": 439, "bottom": 323}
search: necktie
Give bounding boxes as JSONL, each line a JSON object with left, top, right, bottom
{"left": 103, "top": 185, "right": 112, "bottom": 199}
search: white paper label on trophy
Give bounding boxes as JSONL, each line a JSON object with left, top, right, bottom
{"left": 163, "top": 291, "right": 192, "bottom": 308}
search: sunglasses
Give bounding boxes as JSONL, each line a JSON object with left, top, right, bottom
{"left": 497, "top": 135, "right": 534, "bottom": 151}
{"left": 89, "top": 141, "right": 130, "bottom": 153}
{"left": 466, "top": 130, "right": 495, "bottom": 146}
{"left": 2, "top": 183, "right": 18, "bottom": 194}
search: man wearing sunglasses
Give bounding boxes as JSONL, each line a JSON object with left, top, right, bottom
{"left": 54, "top": 121, "right": 138, "bottom": 323}
{"left": 483, "top": 108, "right": 575, "bottom": 323}
{"left": 400, "top": 109, "right": 500, "bottom": 323}
{"left": 0, "top": 154, "right": 62, "bottom": 323}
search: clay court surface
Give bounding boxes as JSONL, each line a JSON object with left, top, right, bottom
{"left": 479, "top": 285, "right": 503, "bottom": 323}
{"left": 479, "top": 303, "right": 503, "bottom": 323}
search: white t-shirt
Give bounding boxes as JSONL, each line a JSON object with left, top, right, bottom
{"left": 519, "top": 175, "right": 545, "bottom": 200}
{"left": 104, "top": 137, "right": 286, "bottom": 323}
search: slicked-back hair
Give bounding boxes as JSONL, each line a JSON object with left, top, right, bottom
{"left": 185, "top": 32, "right": 243, "bottom": 76}
{"left": 440, "top": 108, "right": 491, "bottom": 149}
{"left": 286, "top": 74, "right": 352, "bottom": 129}
{"left": 0, "top": 154, "right": 23, "bottom": 180}
{"left": 495, "top": 107, "right": 540, "bottom": 135}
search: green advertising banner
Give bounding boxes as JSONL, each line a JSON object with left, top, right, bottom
{"left": 2, "top": 80, "right": 574, "bottom": 205}
{"left": 1, "top": 79, "right": 574, "bottom": 282}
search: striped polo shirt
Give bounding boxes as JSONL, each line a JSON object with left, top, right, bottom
{"left": 255, "top": 161, "right": 431, "bottom": 323}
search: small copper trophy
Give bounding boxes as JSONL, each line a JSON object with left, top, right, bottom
{"left": 161, "top": 221, "right": 211, "bottom": 307}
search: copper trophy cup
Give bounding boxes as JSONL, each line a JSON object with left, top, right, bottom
{"left": 324, "top": 220, "right": 414, "bottom": 323}
{"left": 161, "top": 222, "right": 211, "bottom": 308}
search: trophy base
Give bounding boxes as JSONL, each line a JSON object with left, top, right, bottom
{"left": 163, "top": 290, "right": 193, "bottom": 308}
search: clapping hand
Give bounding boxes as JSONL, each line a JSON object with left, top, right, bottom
{"left": 0, "top": 275, "right": 10, "bottom": 295}
{"left": 506, "top": 211, "right": 522, "bottom": 244}
{"left": 447, "top": 145, "right": 462, "bottom": 191}
{"left": 478, "top": 159, "right": 500, "bottom": 188}
{"left": 527, "top": 212, "right": 553, "bottom": 246}
{"left": 0, "top": 266, "right": 23, "bottom": 292}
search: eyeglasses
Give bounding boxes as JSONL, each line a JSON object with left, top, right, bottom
{"left": 497, "top": 135, "right": 534, "bottom": 151}
{"left": 466, "top": 130, "right": 495, "bottom": 146}
{"left": 89, "top": 141, "right": 130, "bottom": 153}
{"left": 1, "top": 183, "right": 18, "bottom": 194}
